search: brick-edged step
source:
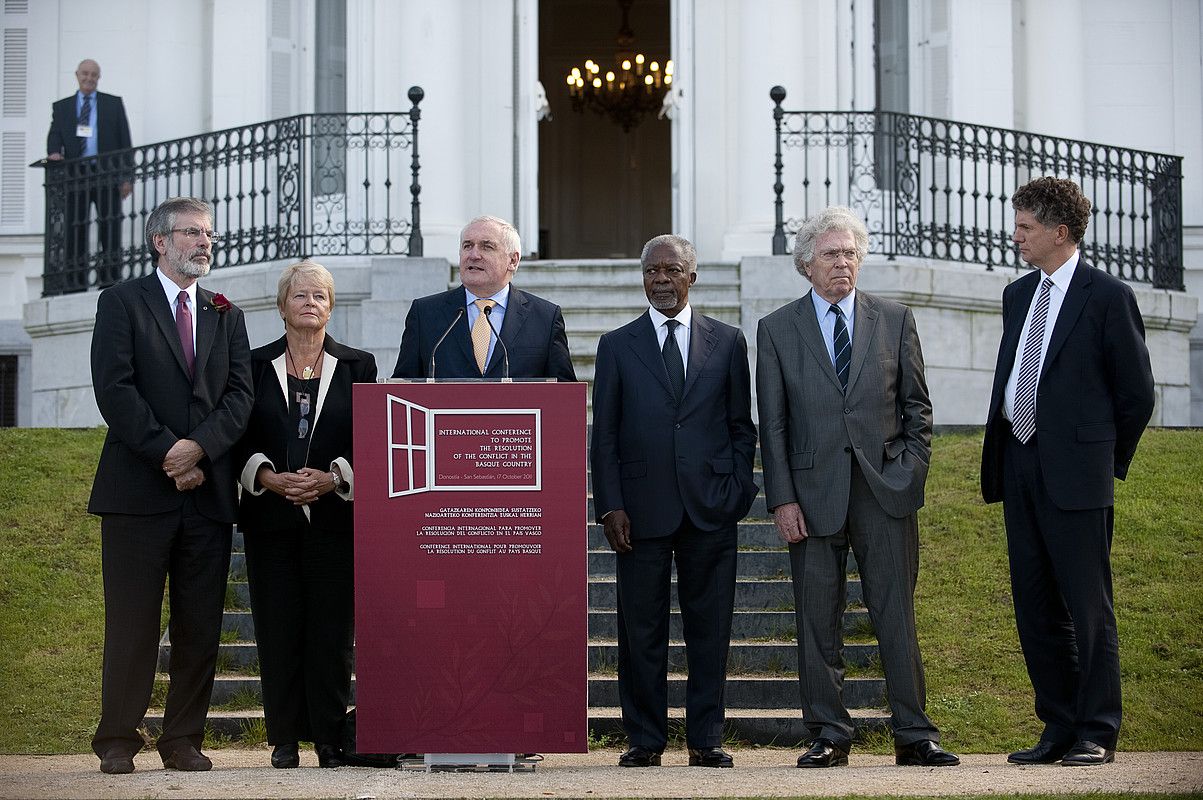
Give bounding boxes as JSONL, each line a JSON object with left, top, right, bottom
{"left": 587, "top": 577, "right": 863, "bottom": 609}
{"left": 586, "top": 640, "right": 879, "bottom": 673}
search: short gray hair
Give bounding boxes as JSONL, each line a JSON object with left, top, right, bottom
{"left": 462, "top": 215, "right": 521, "bottom": 256}
{"left": 276, "top": 259, "right": 335, "bottom": 310}
{"left": 792, "top": 206, "right": 869, "bottom": 276}
{"left": 145, "top": 197, "right": 213, "bottom": 254}
{"left": 640, "top": 234, "right": 697, "bottom": 274}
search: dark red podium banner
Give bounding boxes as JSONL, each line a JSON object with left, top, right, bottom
{"left": 352, "top": 381, "right": 589, "bottom": 753}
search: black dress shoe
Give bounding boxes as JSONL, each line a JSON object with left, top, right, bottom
{"left": 617, "top": 746, "right": 662, "bottom": 767}
{"left": 1060, "top": 740, "right": 1115, "bottom": 766}
{"left": 271, "top": 742, "right": 300, "bottom": 769}
{"left": 688, "top": 746, "right": 734, "bottom": 767}
{"left": 162, "top": 745, "right": 213, "bottom": 771}
{"left": 895, "top": 739, "right": 960, "bottom": 766}
{"left": 796, "top": 738, "right": 849, "bottom": 768}
{"left": 99, "top": 750, "right": 135, "bottom": 774}
{"left": 1008, "top": 739, "right": 1073, "bottom": 764}
{"left": 315, "top": 743, "right": 346, "bottom": 768}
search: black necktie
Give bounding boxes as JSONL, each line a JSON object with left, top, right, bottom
{"left": 662, "top": 319, "right": 685, "bottom": 399}
{"left": 831, "top": 304, "right": 850, "bottom": 391}
{"left": 78, "top": 94, "right": 92, "bottom": 149}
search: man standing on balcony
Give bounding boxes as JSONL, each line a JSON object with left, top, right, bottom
{"left": 88, "top": 197, "right": 253, "bottom": 774}
{"left": 982, "top": 177, "right": 1155, "bottom": 767}
{"left": 756, "top": 206, "right": 959, "bottom": 769}
{"left": 391, "top": 215, "right": 575, "bottom": 381}
{"left": 591, "top": 234, "right": 757, "bottom": 768}
{"left": 46, "top": 58, "right": 133, "bottom": 291}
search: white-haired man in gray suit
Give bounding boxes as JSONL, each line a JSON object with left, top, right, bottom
{"left": 756, "top": 206, "right": 958, "bottom": 769}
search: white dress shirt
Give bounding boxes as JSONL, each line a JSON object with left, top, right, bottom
{"left": 810, "top": 288, "right": 856, "bottom": 367}
{"left": 156, "top": 268, "right": 198, "bottom": 354}
{"left": 1002, "top": 251, "right": 1079, "bottom": 422}
{"left": 649, "top": 303, "right": 692, "bottom": 380}
{"left": 466, "top": 284, "right": 511, "bottom": 368}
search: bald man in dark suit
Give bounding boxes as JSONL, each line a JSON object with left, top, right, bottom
{"left": 391, "top": 215, "right": 575, "bottom": 381}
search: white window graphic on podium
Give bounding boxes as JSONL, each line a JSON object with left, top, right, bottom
{"left": 387, "top": 394, "right": 542, "bottom": 497}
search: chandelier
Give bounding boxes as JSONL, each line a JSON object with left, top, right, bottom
{"left": 565, "top": 0, "right": 673, "bottom": 132}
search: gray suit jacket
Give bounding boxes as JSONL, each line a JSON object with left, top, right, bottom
{"left": 756, "top": 289, "right": 932, "bottom": 536}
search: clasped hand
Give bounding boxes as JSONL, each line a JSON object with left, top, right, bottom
{"left": 258, "top": 466, "right": 334, "bottom": 506}
{"left": 163, "top": 439, "right": 206, "bottom": 492}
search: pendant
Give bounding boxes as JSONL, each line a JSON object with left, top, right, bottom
{"left": 302, "top": 366, "right": 314, "bottom": 379}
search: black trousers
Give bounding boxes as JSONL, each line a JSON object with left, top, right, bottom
{"left": 615, "top": 516, "right": 737, "bottom": 750}
{"left": 1003, "top": 433, "right": 1121, "bottom": 749}
{"left": 63, "top": 177, "right": 122, "bottom": 291}
{"left": 243, "top": 523, "right": 354, "bottom": 745}
{"left": 92, "top": 499, "right": 231, "bottom": 760}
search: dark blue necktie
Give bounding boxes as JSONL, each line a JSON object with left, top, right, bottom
{"left": 831, "top": 304, "right": 850, "bottom": 391}
{"left": 78, "top": 94, "right": 92, "bottom": 149}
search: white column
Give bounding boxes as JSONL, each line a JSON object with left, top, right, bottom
{"left": 1013, "top": 0, "right": 1086, "bottom": 139}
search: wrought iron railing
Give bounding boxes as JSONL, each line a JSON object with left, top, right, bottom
{"left": 770, "top": 86, "right": 1184, "bottom": 290}
{"left": 40, "top": 86, "right": 425, "bottom": 296}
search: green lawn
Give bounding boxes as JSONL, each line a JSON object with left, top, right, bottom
{"left": 0, "top": 428, "right": 1200, "bottom": 755}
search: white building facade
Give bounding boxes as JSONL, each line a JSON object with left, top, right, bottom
{"left": 2, "top": 0, "right": 1200, "bottom": 426}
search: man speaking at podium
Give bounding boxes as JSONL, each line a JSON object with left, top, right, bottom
{"left": 391, "top": 215, "right": 576, "bottom": 381}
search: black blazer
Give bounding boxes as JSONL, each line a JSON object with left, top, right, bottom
{"left": 88, "top": 272, "right": 254, "bottom": 523}
{"left": 981, "top": 261, "right": 1155, "bottom": 510}
{"left": 391, "top": 285, "right": 576, "bottom": 380}
{"left": 591, "top": 311, "right": 758, "bottom": 539}
{"left": 237, "top": 335, "right": 377, "bottom": 534}
{"left": 47, "top": 91, "right": 132, "bottom": 161}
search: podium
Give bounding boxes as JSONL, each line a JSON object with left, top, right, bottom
{"left": 352, "top": 380, "right": 589, "bottom": 756}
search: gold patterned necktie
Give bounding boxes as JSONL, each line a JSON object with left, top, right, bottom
{"left": 471, "top": 299, "right": 497, "bottom": 375}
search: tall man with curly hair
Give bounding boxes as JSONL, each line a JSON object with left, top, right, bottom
{"left": 982, "top": 177, "right": 1155, "bottom": 766}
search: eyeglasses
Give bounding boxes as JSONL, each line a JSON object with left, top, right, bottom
{"left": 817, "top": 248, "right": 860, "bottom": 263}
{"left": 171, "top": 227, "right": 218, "bottom": 240}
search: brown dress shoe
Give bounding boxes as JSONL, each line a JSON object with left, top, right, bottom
{"left": 99, "top": 750, "right": 135, "bottom": 774}
{"left": 162, "top": 745, "right": 212, "bottom": 771}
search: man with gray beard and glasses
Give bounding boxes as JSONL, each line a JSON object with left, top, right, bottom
{"left": 87, "top": 197, "right": 253, "bottom": 774}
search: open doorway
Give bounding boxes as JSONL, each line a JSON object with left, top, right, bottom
{"left": 538, "top": 0, "right": 671, "bottom": 258}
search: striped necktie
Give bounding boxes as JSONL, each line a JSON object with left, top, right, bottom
{"left": 831, "top": 304, "right": 850, "bottom": 391}
{"left": 1011, "top": 277, "right": 1054, "bottom": 443}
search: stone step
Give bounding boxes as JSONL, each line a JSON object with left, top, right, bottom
{"left": 193, "top": 672, "right": 884, "bottom": 711}
{"left": 160, "top": 638, "right": 879, "bottom": 675}
{"left": 517, "top": 260, "right": 741, "bottom": 285}
{"left": 143, "top": 706, "right": 890, "bottom": 747}
{"left": 587, "top": 609, "right": 871, "bottom": 640}
{"left": 586, "top": 577, "right": 863, "bottom": 610}
{"left": 587, "top": 548, "right": 789, "bottom": 579}
{"left": 230, "top": 533, "right": 807, "bottom": 582}
{"left": 217, "top": 608, "right": 872, "bottom": 642}
{"left": 587, "top": 641, "right": 879, "bottom": 673}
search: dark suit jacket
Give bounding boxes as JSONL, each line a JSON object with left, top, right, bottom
{"left": 47, "top": 91, "right": 132, "bottom": 162}
{"left": 88, "top": 272, "right": 254, "bottom": 523}
{"left": 237, "top": 335, "right": 377, "bottom": 534}
{"left": 591, "top": 311, "right": 757, "bottom": 539}
{"left": 756, "top": 290, "right": 932, "bottom": 536}
{"left": 981, "top": 261, "right": 1155, "bottom": 510}
{"left": 391, "top": 285, "right": 576, "bottom": 380}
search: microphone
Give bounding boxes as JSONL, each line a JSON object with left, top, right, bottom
{"left": 427, "top": 306, "right": 465, "bottom": 381}
{"left": 482, "top": 305, "right": 510, "bottom": 382}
